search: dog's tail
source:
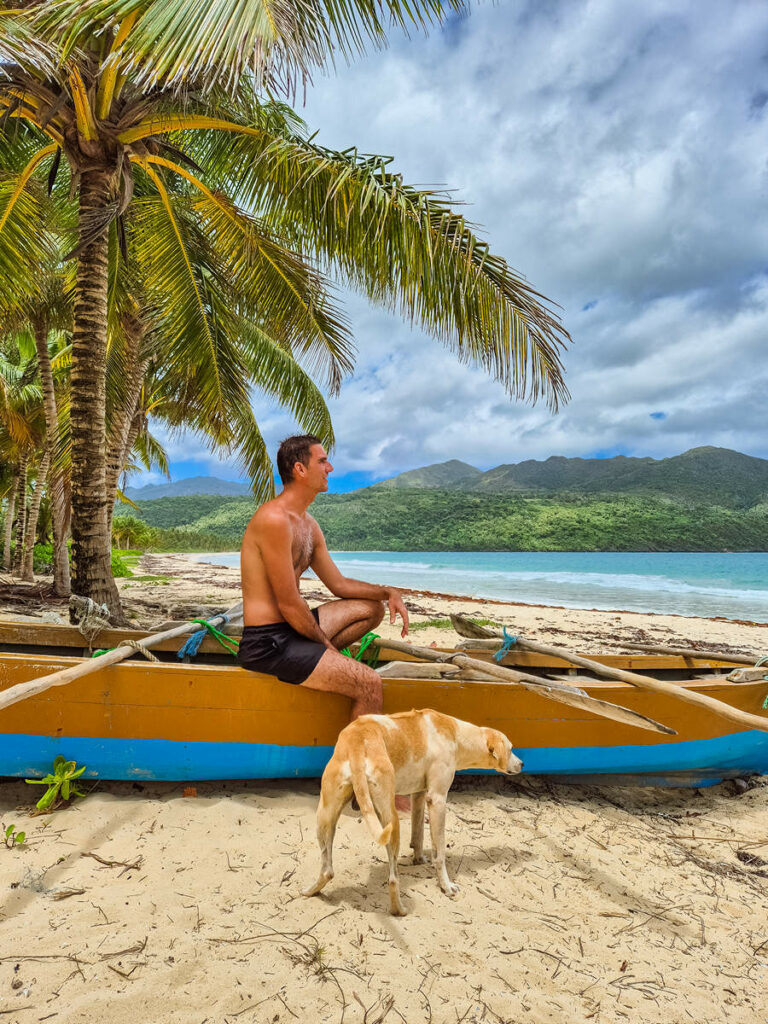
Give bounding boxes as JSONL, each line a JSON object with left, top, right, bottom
{"left": 350, "top": 753, "right": 392, "bottom": 846}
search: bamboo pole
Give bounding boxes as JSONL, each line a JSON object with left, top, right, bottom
{"left": 379, "top": 637, "right": 676, "bottom": 735}
{"left": 0, "top": 602, "right": 243, "bottom": 711}
{"left": 449, "top": 612, "right": 768, "bottom": 733}
{"left": 450, "top": 614, "right": 758, "bottom": 667}
{"left": 507, "top": 636, "right": 768, "bottom": 735}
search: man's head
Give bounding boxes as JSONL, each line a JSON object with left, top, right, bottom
{"left": 276, "top": 435, "right": 333, "bottom": 492}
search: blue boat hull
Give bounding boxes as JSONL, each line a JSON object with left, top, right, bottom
{"left": 6, "top": 728, "right": 768, "bottom": 788}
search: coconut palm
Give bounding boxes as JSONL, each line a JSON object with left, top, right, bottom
{"left": 0, "top": 2, "right": 570, "bottom": 620}
{"left": 0, "top": 330, "right": 47, "bottom": 578}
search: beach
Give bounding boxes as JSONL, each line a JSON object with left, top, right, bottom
{"left": 1, "top": 555, "right": 768, "bottom": 1022}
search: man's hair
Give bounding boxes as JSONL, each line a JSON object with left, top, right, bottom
{"left": 276, "top": 435, "right": 322, "bottom": 485}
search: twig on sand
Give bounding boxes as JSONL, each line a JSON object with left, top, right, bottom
{"left": 353, "top": 992, "right": 395, "bottom": 1024}
{"left": 51, "top": 888, "right": 86, "bottom": 901}
{"left": 81, "top": 852, "right": 143, "bottom": 875}
{"left": 99, "top": 937, "right": 147, "bottom": 960}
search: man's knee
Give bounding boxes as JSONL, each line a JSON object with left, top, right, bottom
{"left": 366, "top": 600, "right": 385, "bottom": 628}
{"left": 354, "top": 663, "right": 382, "bottom": 705}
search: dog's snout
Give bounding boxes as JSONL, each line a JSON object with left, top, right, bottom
{"left": 507, "top": 754, "right": 523, "bottom": 775}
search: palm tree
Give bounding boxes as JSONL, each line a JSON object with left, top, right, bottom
{"left": 0, "top": 330, "right": 47, "bottom": 578}
{"left": 0, "top": 2, "right": 570, "bottom": 621}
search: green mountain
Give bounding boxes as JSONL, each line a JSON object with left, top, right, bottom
{"left": 382, "top": 447, "right": 768, "bottom": 508}
{"left": 374, "top": 459, "right": 482, "bottom": 489}
{"left": 124, "top": 476, "right": 251, "bottom": 500}
{"left": 127, "top": 490, "right": 768, "bottom": 552}
{"left": 123, "top": 446, "right": 768, "bottom": 552}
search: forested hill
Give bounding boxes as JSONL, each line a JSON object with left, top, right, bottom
{"left": 121, "top": 446, "right": 768, "bottom": 551}
{"left": 375, "top": 447, "right": 768, "bottom": 508}
{"left": 126, "top": 490, "right": 768, "bottom": 552}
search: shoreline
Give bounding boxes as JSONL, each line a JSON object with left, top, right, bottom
{"left": 1, "top": 552, "right": 765, "bottom": 651}
{"left": 186, "top": 550, "right": 768, "bottom": 628}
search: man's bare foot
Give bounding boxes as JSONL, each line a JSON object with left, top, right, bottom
{"left": 395, "top": 795, "right": 411, "bottom": 813}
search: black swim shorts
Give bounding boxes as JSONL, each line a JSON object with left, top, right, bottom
{"left": 237, "top": 608, "right": 326, "bottom": 685}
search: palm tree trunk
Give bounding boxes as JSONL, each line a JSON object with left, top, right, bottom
{"left": 1, "top": 478, "right": 17, "bottom": 570}
{"left": 105, "top": 316, "right": 145, "bottom": 540}
{"left": 70, "top": 168, "right": 124, "bottom": 621}
{"left": 32, "top": 318, "right": 71, "bottom": 596}
{"left": 11, "top": 452, "right": 28, "bottom": 576}
{"left": 20, "top": 449, "right": 51, "bottom": 581}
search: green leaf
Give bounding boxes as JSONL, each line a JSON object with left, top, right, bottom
{"left": 15, "top": 832, "right": 26, "bottom": 844}
{"left": 4, "top": 824, "right": 14, "bottom": 839}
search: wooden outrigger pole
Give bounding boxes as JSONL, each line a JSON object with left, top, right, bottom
{"left": 0, "top": 603, "right": 243, "bottom": 712}
{"left": 378, "top": 637, "right": 675, "bottom": 735}
{"left": 449, "top": 615, "right": 768, "bottom": 735}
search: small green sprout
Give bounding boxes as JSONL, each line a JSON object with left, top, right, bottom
{"left": 3, "top": 824, "right": 26, "bottom": 848}
{"left": 25, "top": 755, "right": 88, "bottom": 814}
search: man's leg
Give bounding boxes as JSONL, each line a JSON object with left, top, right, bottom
{"left": 303, "top": 647, "right": 411, "bottom": 813}
{"left": 302, "top": 649, "right": 383, "bottom": 719}
{"left": 315, "top": 599, "right": 385, "bottom": 650}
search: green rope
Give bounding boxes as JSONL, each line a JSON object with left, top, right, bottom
{"left": 188, "top": 618, "right": 240, "bottom": 657}
{"left": 341, "top": 632, "right": 380, "bottom": 669}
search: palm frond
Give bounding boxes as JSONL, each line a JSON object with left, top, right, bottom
{"left": 0, "top": 8, "right": 59, "bottom": 78}
{"left": 0, "top": 150, "right": 58, "bottom": 311}
{"left": 239, "top": 318, "right": 334, "bottom": 447}
{"left": 187, "top": 191, "right": 353, "bottom": 392}
{"left": 188, "top": 126, "right": 571, "bottom": 409}
{"left": 131, "top": 425, "right": 169, "bottom": 476}
{"left": 139, "top": 154, "right": 354, "bottom": 392}
{"left": 36, "top": 0, "right": 465, "bottom": 95}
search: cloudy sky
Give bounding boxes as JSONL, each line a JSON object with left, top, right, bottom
{"left": 141, "top": 0, "right": 768, "bottom": 491}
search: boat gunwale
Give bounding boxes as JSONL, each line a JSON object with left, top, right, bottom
{"left": 0, "top": 649, "right": 764, "bottom": 695}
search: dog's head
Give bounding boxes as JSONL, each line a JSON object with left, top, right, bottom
{"left": 484, "top": 729, "right": 523, "bottom": 775}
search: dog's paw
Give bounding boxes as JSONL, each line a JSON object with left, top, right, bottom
{"left": 302, "top": 871, "right": 333, "bottom": 897}
{"left": 412, "top": 852, "right": 429, "bottom": 865}
{"left": 441, "top": 881, "right": 459, "bottom": 897}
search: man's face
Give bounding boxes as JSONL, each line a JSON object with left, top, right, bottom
{"left": 297, "top": 444, "right": 333, "bottom": 492}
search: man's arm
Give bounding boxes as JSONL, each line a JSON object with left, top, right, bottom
{"left": 257, "top": 514, "right": 335, "bottom": 650}
{"left": 310, "top": 521, "right": 410, "bottom": 637}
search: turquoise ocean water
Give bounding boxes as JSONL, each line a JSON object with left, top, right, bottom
{"left": 192, "top": 551, "right": 768, "bottom": 622}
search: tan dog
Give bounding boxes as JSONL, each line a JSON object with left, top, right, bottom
{"left": 303, "top": 708, "right": 523, "bottom": 915}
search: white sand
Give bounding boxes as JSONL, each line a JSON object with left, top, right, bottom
{"left": 1, "top": 776, "right": 767, "bottom": 1023}
{"left": 1, "top": 555, "right": 768, "bottom": 1022}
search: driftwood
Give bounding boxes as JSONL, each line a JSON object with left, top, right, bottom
{"left": 726, "top": 667, "right": 768, "bottom": 684}
{"left": 450, "top": 614, "right": 497, "bottom": 639}
{"left": 0, "top": 603, "right": 243, "bottom": 712}
{"left": 377, "top": 661, "right": 461, "bottom": 679}
{"left": 450, "top": 612, "right": 768, "bottom": 734}
{"left": 378, "top": 637, "right": 675, "bottom": 735}
{"left": 376, "top": 660, "right": 534, "bottom": 684}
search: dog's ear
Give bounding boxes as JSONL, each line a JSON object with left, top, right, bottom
{"left": 487, "top": 731, "right": 512, "bottom": 772}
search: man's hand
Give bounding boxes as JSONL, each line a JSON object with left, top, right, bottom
{"left": 386, "top": 589, "right": 410, "bottom": 638}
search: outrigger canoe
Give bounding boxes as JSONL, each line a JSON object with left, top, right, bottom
{"left": 1, "top": 619, "right": 767, "bottom": 787}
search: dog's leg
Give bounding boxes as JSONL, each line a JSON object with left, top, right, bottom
{"left": 426, "top": 791, "right": 458, "bottom": 897}
{"left": 302, "top": 779, "right": 351, "bottom": 898}
{"left": 410, "top": 791, "right": 427, "bottom": 864}
{"left": 371, "top": 775, "right": 406, "bottom": 916}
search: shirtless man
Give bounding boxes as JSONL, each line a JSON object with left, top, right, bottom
{"left": 238, "top": 434, "right": 409, "bottom": 719}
